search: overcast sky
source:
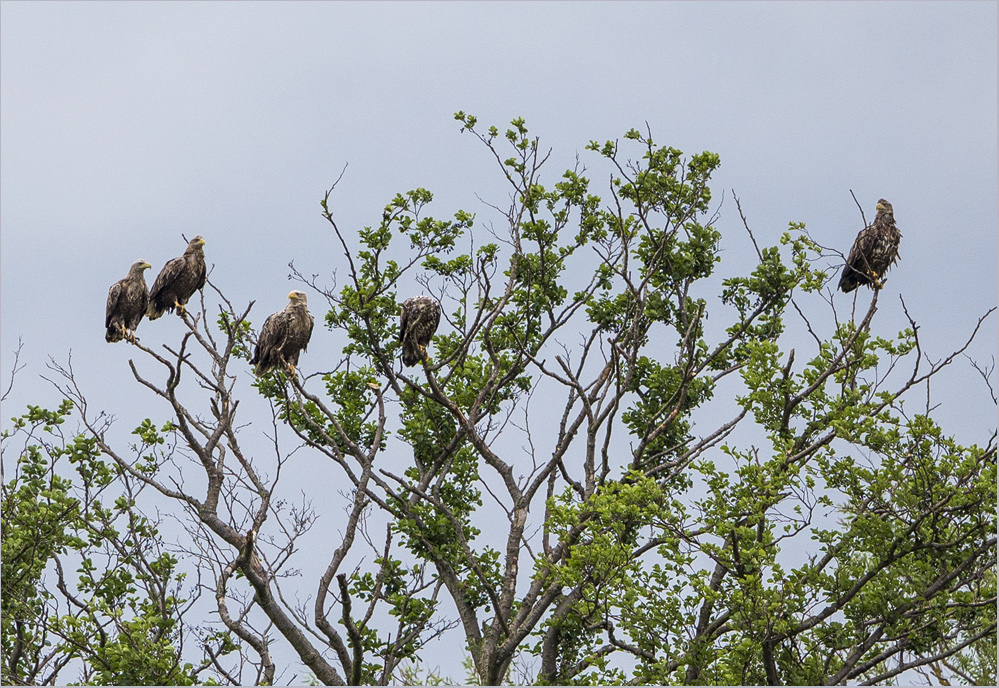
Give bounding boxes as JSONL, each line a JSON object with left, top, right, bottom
{"left": 2, "top": 1, "right": 996, "bottom": 682}
{"left": 2, "top": 1, "right": 996, "bottom": 418}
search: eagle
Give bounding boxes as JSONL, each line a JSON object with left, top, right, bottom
{"left": 106, "top": 259, "right": 152, "bottom": 343}
{"left": 250, "top": 291, "right": 315, "bottom": 376}
{"left": 838, "top": 199, "right": 901, "bottom": 293}
{"left": 399, "top": 295, "right": 441, "bottom": 366}
{"left": 147, "top": 236, "right": 207, "bottom": 319}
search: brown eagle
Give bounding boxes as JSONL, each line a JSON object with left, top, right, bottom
{"left": 106, "top": 259, "right": 152, "bottom": 343}
{"left": 838, "top": 199, "right": 901, "bottom": 292}
{"left": 399, "top": 295, "right": 441, "bottom": 366}
{"left": 250, "top": 291, "right": 314, "bottom": 376}
{"left": 147, "top": 236, "right": 207, "bottom": 319}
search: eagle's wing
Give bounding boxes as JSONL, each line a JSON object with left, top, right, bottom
{"left": 252, "top": 310, "right": 292, "bottom": 371}
{"left": 399, "top": 302, "right": 410, "bottom": 343}
{"left": 302, "top": 312, "right": 314, "bottom": 351}
{"left": 258, "top": 311, "right": 285, "bottom": 351}
{"left": 149, "top": 256, "right": 185, "bottom": 300}
{"left": 839, "top": 224, "right": 876, "bottom": 291}
{"left": 106, "top": 281, "right": 123, "bottom": 329}
{"left": 429, "top": 300, "right": 441, "bottom": 338}
{"left": 849, "top": 225, "right": 879, "bottom": 274}
{"left": 128, "top": 284, "right": 150, "bottom": 331}
{"left": 192, "top": 256, "right": 207, "bottom": 293}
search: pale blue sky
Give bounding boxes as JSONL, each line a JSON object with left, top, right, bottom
{"left": 2, "top": 1, "right": 996, "bottom": 682}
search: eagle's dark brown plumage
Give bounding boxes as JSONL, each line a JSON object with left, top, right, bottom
{"left": 838, "top": 199, "right": 902, "bottom": 293}
{"left": 106, "top": 260, "right": 152, "bottom": 343}
{"left": 399, "top": 295, "right": 441, "bottom": 366}
{"left": 250, "top": 291, "right": 314, "bottom": 376}
{"left": 147, "top": 236, "right": 207, "bottom": 319}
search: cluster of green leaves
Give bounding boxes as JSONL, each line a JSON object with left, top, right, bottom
{"left": 258, "top": 367, "right": 384, "bottom": 457}
{"left": 2, "top": 403, "right": 216, "bottom": 685}
{"left": 620, "top": 355, "right": 713, "bottom": 470}
{"left": 557, "top": 404, "right": 994, "bottom": 685}
{"left": 796, "top": 412, "right": 996, "bottom": 682}
{"left": 2, "top": 402, "right": 83, "bottom": 685}
{"left": 393, "top": 388, "right": 505, "bottom": 610}
{"left": 541, "top": 476, "right": 665, "bottom": 610}
{"left": 217, "top": 310, "right": 254, "bottom": 361}
{"left": 322, "top": 188, "right": 473, "bottom": 364}
{"left": 645, "top": 362, "right": 995, "bottom": 684}
{"left": 345, "top": 556, "right": 443, "bottom": 683}
{"left": 718, "top": 227, "right": 828, "bottom": 370}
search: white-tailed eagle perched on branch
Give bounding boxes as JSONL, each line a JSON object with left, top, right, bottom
{"left": 147, "top": 236, "right": 207, "bottom": 319}
{"left": 251, "top": 291, "right": 314, "bottom": 376}
{"left": 105, "top": 259, "right": 152, "bottom": 343}
{"left": 399, "top": 295, "right": 441, "bottom": 366}
{"left": 838, "top": 199, "right": 901, "bottom": 293}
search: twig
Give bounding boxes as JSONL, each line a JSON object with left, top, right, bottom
{"left": 733, "top": 191, "right": 764, "bottom": 262}
{"left": 849, "top": 189, "right": 868, "bottom": 227}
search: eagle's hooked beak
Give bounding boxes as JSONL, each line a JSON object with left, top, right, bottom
{"left": 876, "top": 201, "right": 887, "bottom": 212}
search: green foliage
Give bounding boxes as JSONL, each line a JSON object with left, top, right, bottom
{"left": 346, "top": 557, "right": 444, "bottom": 683}
{"left": 7, "top": 113, "right": 992, "bottom": 686}
{"left": 1, "top": 404, "right": 208, "bottom": 685}
{"left": 217, "top": 309, "right": 254, "bottom": 361}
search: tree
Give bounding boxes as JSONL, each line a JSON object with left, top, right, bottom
{"left": 2, "top": 114, "right": 995, "bottom": 685}
{"left": 1, "top": 347, "right": 209, "bottom": 685}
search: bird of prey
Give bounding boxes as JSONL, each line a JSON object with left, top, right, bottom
{"left": 838, "top": 199, "right": 901, "bottom": 292}
{"left": 147, "top": 236, "right": 207, "bottom": 319}
{"left": 106, "top": 259, "right": 152, "bottom": 343}
{"left": 250, "top": 291, "right": 315, "bottom": 376}
{"left": 399, "top": 295, "right": 441, "bottom": 366}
